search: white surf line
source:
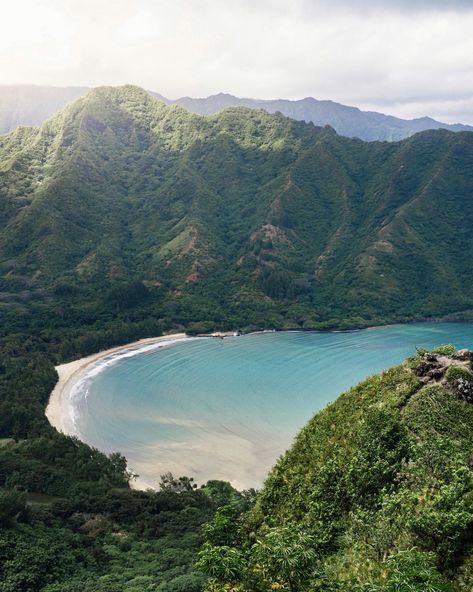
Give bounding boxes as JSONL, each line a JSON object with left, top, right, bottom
{"left": 46, "top": 333, "right": 196, "bottom": 437}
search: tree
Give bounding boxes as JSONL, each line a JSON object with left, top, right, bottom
{"left": 383, "top": 550, "right": 453, "bottom": 592}
{"left": 202, "top": 505, "right": 242, "bottom": 546}
{"left": 252, "top": 525, "right": 317, "bottom": 592}
{"left": 201, "top": 480, "right": 243, "bottom": 508}
{"left": 195, "top": 543, "right": 246, "bottom": 590}
{"left": 0, "top": 488, "right": 27, "bottom": 527}
{"left": 159, "top": 472, "right": 198, "bottom": 492}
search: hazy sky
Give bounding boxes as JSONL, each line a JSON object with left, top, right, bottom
{"left": 2, "top": 0, "right": 473, "bottom": 123}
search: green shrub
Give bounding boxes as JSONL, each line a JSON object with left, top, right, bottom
{"left": 445, "top": 365, "right": 473, "bottom": 384}
{"left": 407, "top": 355, "right": 423, "bottom": 370}
{"left": 432, "top": 344, "right": 456, "bottom": 356}
{"left": 384, "top": 549, "right": 454, "bottom": 592}
{"left": 0, "top": 488, "right": 28, "bottom": 527}
{"left": 158, "top": 573, "right": 207, "bottom": 592}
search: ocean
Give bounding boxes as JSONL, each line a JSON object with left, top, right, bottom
{"left": 70, "top": 323, "right": 473, "bottom": 489}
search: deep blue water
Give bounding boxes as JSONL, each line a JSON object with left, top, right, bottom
{"left": 72, "top": 323, "right": 473, "bottom": 489}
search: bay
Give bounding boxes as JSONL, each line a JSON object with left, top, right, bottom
{"left": 72, "top": 323, "right": 473, "bottom": 489}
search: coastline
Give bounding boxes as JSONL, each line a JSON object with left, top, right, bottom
{"left": 44, "top": 321, "right": 471, "bottom": 491}
{"left": 44, "top": 325, "right": 382, "bottom": 491}
{"left": 46, "top": 320, "right": 462, "bottom": 436}
{"left": 46, "top": 332, "right": 191, "bottom": 446}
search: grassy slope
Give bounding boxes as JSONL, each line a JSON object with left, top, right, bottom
{"left": 198, "top": 348, "right": 473, "bottom": 591}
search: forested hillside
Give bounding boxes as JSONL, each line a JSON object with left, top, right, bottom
{"left": 1, "top": 85, "right": 473, "bottom": 343}
{"left": 1, "top": 85, "right": 473, "bottom": 591}
{"left": 197, "top": 345, "right": 473, "bottom": 591}
{"left": 163, "top": 92, "right": 473, "bottom": 141}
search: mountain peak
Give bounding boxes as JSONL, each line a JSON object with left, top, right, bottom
{"left": 83, "top": 84, "right": 153, "bottom": 104}
{"left": 1, "top": 84, "right": 473, "bottom": 141}
{"left": 213, "top": 92, "right": 235, "bottom": 99}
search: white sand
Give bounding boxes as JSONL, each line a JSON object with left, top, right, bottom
{"left": 45, "top": 330, "right": 272, "bottom": 491}
{"left": 45, "top": 333, "right": 189, "bottom": 463}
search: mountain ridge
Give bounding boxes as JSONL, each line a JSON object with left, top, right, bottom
{"left": 1, "top": 83, "right": 472, "bottom": 141}
{"left": 1, "top": 85, "right": 473, "bottom": 337}
{"left": 156, "top": 91, "right": 473, "bottom": 141}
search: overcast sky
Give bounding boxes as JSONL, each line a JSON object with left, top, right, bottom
{"left": 2, "top": 0, "right": 473, "bottom": 123}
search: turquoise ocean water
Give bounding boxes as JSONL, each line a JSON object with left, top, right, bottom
{"left": 71, "top": 323, "right": 473, "bottom": 489}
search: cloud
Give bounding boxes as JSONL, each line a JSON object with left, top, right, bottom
{"left": 1, "top": 0, "right": 473, "bottom": 124}
{"left": 306, "top": 0, "right": 473, "bottom": 12}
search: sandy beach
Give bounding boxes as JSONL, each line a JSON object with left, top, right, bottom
{"left": 46, "top": 331, "right": 265, "bottom": 490}
{"left": 46, "top": 333, "right": 189, "bottom": 438}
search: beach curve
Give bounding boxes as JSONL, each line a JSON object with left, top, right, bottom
{"left": 45, "top": 332, "right": 193, "bottom": 487}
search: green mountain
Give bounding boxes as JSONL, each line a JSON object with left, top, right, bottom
{"left": 1, "top": 84, "right": 472, "bottom": 141}
{"left": 0, "top": 87, "right": 472, "bottom": 591}
{"left": 162, "top": 92, "right": 473, "bottom": 142}
{"left": 197, "top": 345, "right": 473, "bottom": 591}
{"left": 1, "top": 84, "right": 473, "bottom": 342}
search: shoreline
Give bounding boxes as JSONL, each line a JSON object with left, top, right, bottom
{"left": 44, "top": 328, "right": 275, "bottom": 491}
{"left": 46, "top": 332, "right": 198, "bottom": 490}
{"left": 45, "top": 321, "right": 470, "bottom": 491}
{"left": 46, "top": 332, "right": 191, "bottom": 440}
{"left": 46, "top": 319, "right": 464, "bottom": 435}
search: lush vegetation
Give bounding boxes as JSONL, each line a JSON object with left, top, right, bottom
{"left": 0, "top": 322, "right": 251, "bottom": 591}
{"left": 1, "top": 86, "right": 473, "bottom": 337}
{"left": 196, "top": 346, "right": 473, "bottom": 591}
{"left": 0, "top": 481, "right": 218, "bottom": 592}
{"left": 0, "top": 87, "right": 472, "bottom": 590}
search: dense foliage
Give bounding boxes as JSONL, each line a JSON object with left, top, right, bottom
{"left": 197, "top": 346, "right": 473, "bottom": 591}
{"left": 1, "top": 86, "right": 473, "bottom": 338}
{"left": 0, "top": 87, "right": 472, "bottom": 590}
{"left": 0, "top": 485, "right": 217, "bottom": 592}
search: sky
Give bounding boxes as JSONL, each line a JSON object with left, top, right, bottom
{"left": 1, "top": 0, "right": 473, "bottom": 124}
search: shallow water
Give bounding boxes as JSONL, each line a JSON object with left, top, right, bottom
{"left": 72, "top": 323, "right": 473, "bottom": 489}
